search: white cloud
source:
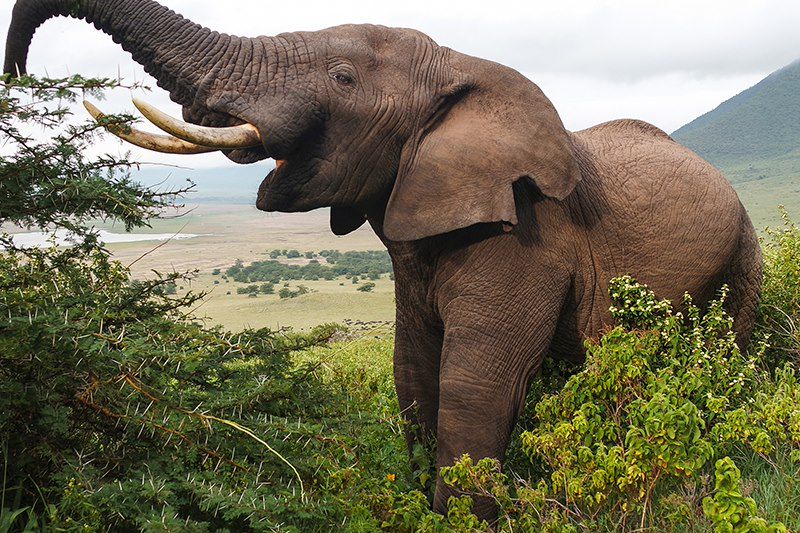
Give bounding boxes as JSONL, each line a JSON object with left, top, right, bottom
{"left": 1, "top": 0, "right": 797, "bottom": 167}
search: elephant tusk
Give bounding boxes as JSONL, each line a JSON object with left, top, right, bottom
{"left": 83, "top": 100, "right": 215, "bottom": 155}
{"left": 132, "top": 98, "right": 262, "bottom": 150}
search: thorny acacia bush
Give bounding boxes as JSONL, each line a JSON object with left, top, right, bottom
{"left": 0, "top": 75, "right": 410, "bottom": 531}
{"left": 3, "top": 75, "right": 800, "bottom": 531}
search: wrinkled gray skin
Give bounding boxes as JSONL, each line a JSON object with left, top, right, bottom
{"left": 5, "top": 0, "right": 762, "bottom": 520}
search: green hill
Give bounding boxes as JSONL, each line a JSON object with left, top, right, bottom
{"left": 672, "top": 59, "right": 800, "bottom": 228}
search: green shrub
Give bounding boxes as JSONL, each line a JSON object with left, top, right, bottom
{"left": 237, "top": 283, "right": 260, "bottom": 295}
{"left": 358, "top": 282, "right": 376, "bottom": 293}
{"left": 702, "top": 457, "right": 786, "bottom": 532}
{"left": 758, "top": 208, "right": 800, "bottom": 367}
{"left": 405, "top": 271, "right": 800, "bottom": 532}
{"left": 260, "top": 282, "right": 275, "bottom": 294}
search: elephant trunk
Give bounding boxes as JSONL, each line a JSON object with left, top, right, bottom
{"left": 3, "top": 0, "right": 241, "bottom": 108}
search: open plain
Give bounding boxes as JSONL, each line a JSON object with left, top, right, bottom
{"left": 99, "top": 204, "right": 396, "bottom": 331}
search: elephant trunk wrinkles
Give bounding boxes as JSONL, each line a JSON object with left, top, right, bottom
{"left": 3, "top": 0, "right": 246, "bottom": 108}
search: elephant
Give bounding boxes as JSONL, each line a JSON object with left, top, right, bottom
{"left": 4, "top": 0, "right": 762, "bottom": 520}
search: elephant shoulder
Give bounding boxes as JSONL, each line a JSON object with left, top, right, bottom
{"left": 574, "top": 119, "right": 673, "bottom": 143}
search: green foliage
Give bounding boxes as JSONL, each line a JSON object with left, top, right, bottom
{"left": 401, "top": 263, "right": 800, "bottom": 531}
{"left": 0, "top": 75, "right": 190, "bottom": 237}
{"left": 358, "top": 282, "right": 376, "bottom": 293}
{"left": 702, "top": 458, "right": 786, "bottom": 533}
{"left": 0, "top": 74, "right": 410, "bottom": 532}
{"left": 0, "top": 243, "right": 356, "bottom": 530}
{"left": 757, "top": 209, "right": 800, "bottom": 366}
{"left": 521, "top": 278, "right": 749, "bottom": 523}
{"left": 260, "top": 282, "right": 275, "bottom": 294}
{"left": 237, "top": 283, "right": 261, "bottom": 295}
{"left": 278, "top": 285, "right": 310, "bottom": 299}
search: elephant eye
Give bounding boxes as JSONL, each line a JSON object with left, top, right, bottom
{"left": 331, "top": 72, "right": 355, "bottom": 86}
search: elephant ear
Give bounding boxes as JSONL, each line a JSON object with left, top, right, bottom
{"left": 383, "top": 51, "right": 581, "bottom": 241}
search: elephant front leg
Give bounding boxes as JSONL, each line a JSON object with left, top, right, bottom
{"left": 432, "top": 291, "right": 566, "bottom": 520}
{"left": 393, "top": 322, "right": 443, "bottom": 481}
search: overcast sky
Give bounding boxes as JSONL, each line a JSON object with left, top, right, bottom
{"left": 3, "top": 0, "right": 799, "bottom": 170}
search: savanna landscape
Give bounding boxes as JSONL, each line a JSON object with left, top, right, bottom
{"left": 91, "top": 206, "right": 396, "bottom": 332}
{"left": 3, "top": 1, "right": 800, "bottom": 532}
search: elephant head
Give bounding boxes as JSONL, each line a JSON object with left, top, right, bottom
{"left": 4, "top": 0, "right": 582, "bottom": 240}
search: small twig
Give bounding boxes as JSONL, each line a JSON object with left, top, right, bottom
{"left": 126, "top": 220, "right": 192, "bottom": 269}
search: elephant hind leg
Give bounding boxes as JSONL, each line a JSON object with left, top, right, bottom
{"left": 723, "top": 216, "right": 763, "bottom": 352}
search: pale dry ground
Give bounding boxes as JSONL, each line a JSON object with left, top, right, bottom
{"left": 6, "top": 204, "right": 397, "bottom": 331}
{"left": 103, "top": 204, "right": 384, "bottom": 277}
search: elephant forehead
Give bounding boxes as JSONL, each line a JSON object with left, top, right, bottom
{"left": 288, "top": 25, "right": 436, "bottom": 63}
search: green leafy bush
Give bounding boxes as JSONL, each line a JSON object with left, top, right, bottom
{"left": 404, "top": 272, "right": 799, "bottom": 532}
{"left": 702, "top": 458, "right": 786, "bottom": 533}
{"left": 358, "top": 282, "right": 376, "bottom": 293}
{"left": 757, "top": 209, "right": 800, "bottom": 367}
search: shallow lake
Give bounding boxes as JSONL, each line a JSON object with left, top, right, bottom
{"left": 5, "top": 229, "right": 202, "bottom": 248}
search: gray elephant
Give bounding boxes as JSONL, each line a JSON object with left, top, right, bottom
{"left": 4, "top": 0, "right": 762, "bottom": 520}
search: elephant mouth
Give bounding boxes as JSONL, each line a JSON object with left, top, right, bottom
{"left": 255, "top": 156, "right": 317, "bottom": 212}
{"left": 256, "top": 167, "right": 280, "bottom": 210}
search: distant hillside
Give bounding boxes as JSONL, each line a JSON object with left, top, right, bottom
{"left": 132, "top": 163, "right": 272, "bottom": 205}
{"left": 672, "top": 59, "right": 800, "bottom": 228}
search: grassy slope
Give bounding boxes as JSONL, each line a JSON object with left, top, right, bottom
{"left": 186, "top": 272, "right": 396, "bottom": 331}
{"left": 671, "top": 59, "right": 800, "bottom": 228}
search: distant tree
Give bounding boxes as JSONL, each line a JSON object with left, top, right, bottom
{"left": 260, "top": 282, "right": 275, "bottom": 294}
{"left": 357, "top": 282, "right": 376, "bottom": 292}
{"left": 225, "top": 250, "right": 393, "bottom": 284}
{"left": 304, "top": 251, "right": 316, "bottom": 259}
{"left": 212, "top": 268, "right": 221, "bottom": 275}
{"left": 269, "top": 249, "right": 281, "bottom": 259}
{"left": 287, "top": 249, "right": 301, "bottom": 258}
{"left": 278, "top": 287, "right": 293, "bottom": 299}
{"left": 237, "top": 284, "right": 260, "bottom": 295}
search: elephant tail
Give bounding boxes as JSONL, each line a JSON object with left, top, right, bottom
{"left": 723, "top": 208, "right": 763, "bottom": 352}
